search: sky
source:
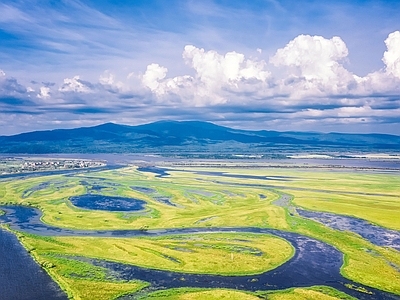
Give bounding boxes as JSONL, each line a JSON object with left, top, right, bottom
{"left": 1, "top": 0, "right": 400, "bottom": 135}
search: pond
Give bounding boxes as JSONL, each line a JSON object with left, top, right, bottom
{"left": 69, "top": 194, "right": 147, "bottom": 211}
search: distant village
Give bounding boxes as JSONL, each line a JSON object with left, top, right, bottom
{"left": 0, "top": 158, "right": 106, "bottom": 175}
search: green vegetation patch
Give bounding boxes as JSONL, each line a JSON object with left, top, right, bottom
{"left": 21, "top": 232, "right": 294, "bottom": 276}
{"left": 1, "top": 165, "right": 400, "bottom": 298}
{"left": 256, "top": 286, "right": 356, "bottom": 300}
{"left": 139, "top": 287, "right": 259, "bottom": 300}
{"left": 139, "top": 286, "right": 355, "bottom": 300}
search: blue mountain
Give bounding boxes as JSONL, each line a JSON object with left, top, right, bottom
{"left": 0, "top": 120, "right": 399, "bottom": 154}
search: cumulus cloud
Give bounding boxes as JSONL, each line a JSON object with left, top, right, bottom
{"left": 271, "top": 35, "right": 348, "bottom": 79}
{"left": 142, "top": 63, "right": 168, "bottom": 93}
{"left": 99, "top": 70, "right": 115, "bottom": 85}
{"left": 140, "top": 45, "right": 270, "bottom": 105}
{"left": 183, "top": 45, "right": 269, "bottom": 84}
{"left": 383, "top": 31, "right": 400, "bottom": 78}
{"left": 59, "top": 76, "right": 92, "bottom": 93}
{"left": 270, "top": 34, "right": 359, "bottom": 98}
{"left": 37, "top": 86, "right": 50, "bottom": 99}
{"left": 2, "top": 31, "right": 400, "bottom": 134}
{"left": 355, "top": 31, "right": 400, "bottom": 94}
{"left": 147, "top": 32, "right": 400, "bottom": 108}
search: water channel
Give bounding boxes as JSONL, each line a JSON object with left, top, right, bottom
{"left": 0, "top": 205, "right": 399, "bottom": 299}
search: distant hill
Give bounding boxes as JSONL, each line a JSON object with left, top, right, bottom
{"left": 0, "top": 120, "right": 399, "bottom": 154}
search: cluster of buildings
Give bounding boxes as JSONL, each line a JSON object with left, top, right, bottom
{"left": 1, "top": 158, "right": 105, "bottom": 174}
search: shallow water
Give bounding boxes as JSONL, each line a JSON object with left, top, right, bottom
{"left": 22, "top": 182, "right": 52, "bottom": 198}
{"left": 69, "top": 194, "right": 147, "bottom": 212}
{"left": 297, "top": 209, "right": 400, "bottom": 251}
{"left": 185, "top": 170, "right": 294, "bottom": 181}
{"left": 0, "top": 205, "right": 399, "bottom": 299}
{"left": 153, "top": 196, "right": 177, "bottom": 207}
{"left": 131, "top": 186, "right": 156, "bottom": 194}
{"left": 137, "top": 166, "right": 170, "bottom": 177}
{"left": 0, "top": 229, "right": 68, "bottom": 300}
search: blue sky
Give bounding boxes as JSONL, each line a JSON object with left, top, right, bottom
{"left": 1, "top": 0, "right": 400, "bottom": 135}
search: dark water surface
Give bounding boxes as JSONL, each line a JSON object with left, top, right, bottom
{"left": 1, "top": 157, "right": 399, "bottom": 299}
{"left": 69, "top": 194, "right": 147, "bottom": 211}
{"left": 137, "top": 166, "right": 170, "bottom": 177}
{"left": 131, "top": 186, "right": 156, "bottom": 194}
{"left": 0, "top": 229, "right": 68, "bottom": 300}
{"left": 297, "top": 209, "right": 400, "bottom": 251}
{"left": 0, "top": 205, "right": 399, "bottom": 299}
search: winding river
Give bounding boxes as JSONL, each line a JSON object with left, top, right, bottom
{"left": 0, "top": 205, "right": 399, "bottom": 299}
{"left": 1, "top": 162, "right": 399, "bottom": 299}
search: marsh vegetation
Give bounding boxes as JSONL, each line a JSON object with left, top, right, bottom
{"left": 0, "top": 160, "right": 399, "bottom": 299}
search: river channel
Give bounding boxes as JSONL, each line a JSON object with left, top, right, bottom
{"left": 1, "top": 159, "right": 400, "bottom": 299}
{"left": 0, "top": 205, "right": 399, "bottom": 300}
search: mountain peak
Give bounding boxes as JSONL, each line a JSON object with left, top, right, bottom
{"left": 0, "top": 120, "right": 399, "bottom": 153}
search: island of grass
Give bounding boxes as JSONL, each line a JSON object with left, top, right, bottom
{"left": 0, "top": 160, "right": 399, "bottom": 299}
{"left": 140, "top": 286, "right": 357, "bottom": 300}
{"left": 19, "top": 232, "right": 294, "bottom": 276}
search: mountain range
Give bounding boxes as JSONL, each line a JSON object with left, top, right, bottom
{"left": 0, "top": 120, "right": 399, "bottom": 154}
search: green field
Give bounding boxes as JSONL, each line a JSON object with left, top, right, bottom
{"left": 0, "top": 163, "right": 399, "bottom": 300}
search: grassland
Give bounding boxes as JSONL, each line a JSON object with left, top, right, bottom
{"left": 19, "top": 232, "right": 294, "bottom": 276}
{"left": 0, "top": 163, "right": 399, "bottom": 299}
{"left": 134, "top": 286, "right": 356, "bottom": 299}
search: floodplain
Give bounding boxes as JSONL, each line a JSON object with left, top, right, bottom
{"left": 0, "top": 158, "right": 399, "bottom": 300}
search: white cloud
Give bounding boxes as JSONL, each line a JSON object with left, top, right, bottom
{"left": 269, "top": 34, "right": 359, "bottom": 98}
{"left": 1, "top": 31, "right": 400, "bottom": 135}
{"left": 270, "top": 35, "right": 348, "bottom": 74}
{"left": 355, "top": 31, "right": 400, "bottom": 94}
{"left": 37, "top": 86, "right": 50, "bottom": 99}
{"left": 142, "top": 63, "right": 168, "bottom": 93}
{"left": 99, "top": 70, "right": 115, "bottom": 85}
{"left": 135, "top": 34, "right": 400, "bottom": 108}
{"left": 183, "top": 45, "right": 269, "bottom": 84}
{"left": 383, "top": 31, "right": 400, "bottom": 79}
{"left": 138, "top": 45, "right": 270, "bottom": 106}
{"left": 59, "top": 76, "right": 91, "bottom": 93}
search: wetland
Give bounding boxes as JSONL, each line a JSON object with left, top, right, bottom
{"left": 0, "top": 156, "right": 399, "bottom": 299}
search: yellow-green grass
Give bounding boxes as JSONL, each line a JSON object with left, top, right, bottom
{"left": 20, "top": 232, "right": 294, "bottom": 276}
{"left": 4, "top": 228, "right": 148, "bottom": 300}
{"left": 291, "top": 190, "right": 400, "bottom": 230}
{"left": 0, "top": 169, "right": 288, "bottom": 231}
{"left": 140, "top": 288, "right": 259, "bottom": 300}
{"left": 170, "top": 166, "right": 400, "bottom": 230}
{"left": 60, "top": 278, "right": 145, "bottom": 300}
{"left": 289, "top": 216, "right": 400, "bottom": 294}
{"left": 256, "top": 286, "right": 356, "bottom": 300}
{"left": 140, "top": 286, "right": 355, "bottom": 300}
{"left": 1, "top": 165, "right": 400, "bottom": 297}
